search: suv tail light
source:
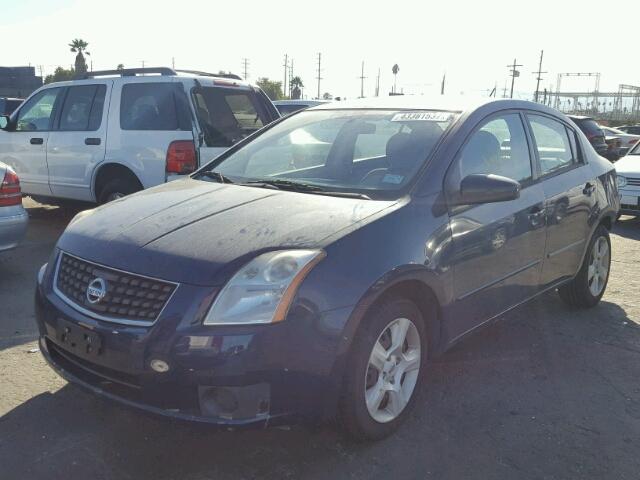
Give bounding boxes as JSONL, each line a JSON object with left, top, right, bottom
{"left": 166, "top": 140, "right": 197, "bottom": 175}
{"left": 0, "top": 168, "right": 22, "bottom": 207}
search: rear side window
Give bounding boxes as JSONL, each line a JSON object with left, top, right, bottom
{"left": 120, "top": 83, "right": 190, "bottom": 131}
{"left": 576, "top": 119, "right": 602, "bottom": 136}
{"left": 58, "top": 85, "right": 106, "bottom": 131}
{"left": 528, "top": 115, "right": 576, "bottom": 175}
{"left": 193, "top": 88, "right": 267, "bottom": 147}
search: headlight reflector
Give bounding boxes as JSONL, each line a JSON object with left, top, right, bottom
{"left": 203, "top": 250, "right": 325, "bottom": 325}
{"left": 617, "top": 175, "right": 627, "bottom": 188}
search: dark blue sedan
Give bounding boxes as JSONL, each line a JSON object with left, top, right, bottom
{"left": 35, "top": 96, "right": 619, "bottom": 440}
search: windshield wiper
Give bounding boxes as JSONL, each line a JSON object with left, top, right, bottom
{"left": 197, "top": 171, "right": 234, "bottom": 184}
{"left": 242, "top": 179, "right": 371, "bottom": 200}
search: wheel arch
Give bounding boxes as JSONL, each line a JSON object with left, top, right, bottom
{"left": 92, "top": 162, "right": 144, "bottom": 201}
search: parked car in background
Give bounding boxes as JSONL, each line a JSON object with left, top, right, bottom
{"left": 616, "top": 124, "right": 640, "bottom": 135}
{"left": 0, "top": 67, "right": 279, "bottom": 205}
{"left": 0, "top": 162, "right": 28, "bottom": 252}
{"left": 273, "top": 99, "right": 328, "bottom": 116}
{"left": 567, "top": 115, "right": 610, "bottom": 158}
{"left": 616, "top": 140, "right": 640, "bottom": 217}
{"left": 601, "top": 126, "right": 640, "bottom": 156}
{"left": 36, "top": 96, "right": 618, "bottom": 441}
{"left": 0, "top": 97, "right": 23, "bottom": 116}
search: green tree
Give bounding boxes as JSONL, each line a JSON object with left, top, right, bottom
{"left": 44, "top": 66, "right": 75, "bottom": 84}
{"left": 322, "top": 92, "right": 333, "bottom": 100}
{"left": 69, "top": 38, "right": 90, "bottom": 74}
{"left": 290, "top": 76, "right": 304, "bottom": 99}
{"left": 117, "top": 64, "right": 124, "bottom": 71}
{"left": 256, "top": 77, "right": 284, "bottom": 101}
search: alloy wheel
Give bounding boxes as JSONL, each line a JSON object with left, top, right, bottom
{"left": 588, "top": 236, "right": 610, "bottom": 297}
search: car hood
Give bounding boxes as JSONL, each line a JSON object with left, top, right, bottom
{"left": 57, "top": 179, "right": 398, "bottom": 285}
{"left": 614, "top": 155, "right": 640, "bottom": 175}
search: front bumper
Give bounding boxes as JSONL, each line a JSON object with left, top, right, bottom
{"left": 35, "top": 265, "right": 350, "bottom": 427}
{"left": 0, "top": 208, "right": 28, "bottom": 252}
{"left": 619, "top": 189, "right": 640, "bottom": 216}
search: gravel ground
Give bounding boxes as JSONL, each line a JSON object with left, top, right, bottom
{"left": 1, "top": 199, "right": 639, "bottom": 480}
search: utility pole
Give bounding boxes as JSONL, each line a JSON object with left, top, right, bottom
{"left": 241, "top": 58, "right": 249, "bottom": 80}
{"left": 507, "top": 58, "right": 523, "bottom": 99}
{"left": 440, "top": 72, "right": 446, "bottom": 95}
{"left": 172, "top": 57, "right": 175, "bottom": 69}
{"left": 283, "top": 54, "right": 288, "bottom": 99}
{"left": 358, "top": 61, "right": 367, "bottom": 98}
{"left": 316, "top": 53, "right": 322, "bottom": 100}
{"left": 141, "top": 60, "right": 145, "bottom": 69}
{"left": 375, "top": 68, "right": 380, "bottom": 97}
{"left": 533, "top": 50, "right": 546, "bottom": 103}
{"left": 502, "top": 79, "right": 508, "bottom": 99}
{"left": 289, "top": 58, "right": 294, "bottom": 97}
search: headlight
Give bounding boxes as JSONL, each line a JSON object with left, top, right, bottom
{"left": 617, "top": 175, "right": 627, "bottom": 188}
{"left": 203, "top": 250, "right": 325, "bottom": 325}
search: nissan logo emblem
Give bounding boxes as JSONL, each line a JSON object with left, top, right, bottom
{"left": 86, "top": 277, "right": 107, "bottom": 304}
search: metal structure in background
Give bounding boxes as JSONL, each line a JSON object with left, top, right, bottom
{"left": 535, "top": 72, "right": 640, "bottom": 123}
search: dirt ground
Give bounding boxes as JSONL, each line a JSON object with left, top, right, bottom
{"left": 1, "top": 199, "right": 639, "bottom": 480}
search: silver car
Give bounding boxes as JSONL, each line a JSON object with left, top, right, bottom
{"left": 0, "top": 162, "right": 28, "bottom": 252}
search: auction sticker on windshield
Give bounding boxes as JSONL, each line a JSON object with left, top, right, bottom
{"left": 391, "top": 111, "right": 452, "bottom": 122}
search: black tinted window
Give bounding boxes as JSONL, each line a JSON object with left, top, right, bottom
{"left": 59, "top": 85, "right": 106, "bottom": 131}
{"left": 575, "top": 119, "right": 602, "bottom": 136}
{"left": 193, "top": 88, "right": 266, "bottom": 147}
{"left": 120, "top": 83, "right": 189, "bottom": 131}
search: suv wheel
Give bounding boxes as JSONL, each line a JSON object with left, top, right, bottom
{"left": 558, "top": 225, "right": 611, "bottom": 308}
{"left": 339, "top": 297, "right": 427, "bottom": 441}
{"left": 98, "top": 177, "right": 141, "bottom": 204}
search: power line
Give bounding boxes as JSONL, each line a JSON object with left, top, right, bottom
{"left": 316, "top": 53, "right": 322, "bottom": 100}
{"left": 506, "top": 58, "right": 523, "bottom": 99}
{"left": 289, "top": 58, "right": 294, "bottom": 97}
{"left": 533, "top": 50, "right": 547, "bottom": 103}
{"left": 358, "top": 61, "right": 367, "bottom": 98}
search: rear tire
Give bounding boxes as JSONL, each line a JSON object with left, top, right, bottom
{"left": 558, "top": 225, "right": 611, "bottom": 308}
{"left": 97, "top": 177, "right": 141, "bottom": 204}
{"left": 339, "top": 297, "right": 428, "bottom": 441}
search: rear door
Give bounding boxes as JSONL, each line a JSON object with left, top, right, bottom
{"left": 526, "top": 113, "right": 594, "bottom": 287}
{"left": 47, "top": 82, "right": 110, "bottom": 201}
{"left": 446, "top": 112, "right": 547, "bottom": 339}
{"left": 0, "top": 87, "right": 64, "bottom": 196}
{"left": 191, "top": 84, "right": 276, "bottom": 165}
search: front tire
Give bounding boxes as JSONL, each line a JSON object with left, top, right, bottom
{"left": 558, "top": 225, "right": 611, "bottom": 308}
{"left": 339, "top": 297, "right": 427, "bottom": 441}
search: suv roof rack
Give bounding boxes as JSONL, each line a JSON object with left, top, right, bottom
{"left": 74, "top": 67, "right": 243, "bottom": 81}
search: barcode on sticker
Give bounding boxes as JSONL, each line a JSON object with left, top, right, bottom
{"left": 391, "top": 111, "right": 451, "bottom": 122}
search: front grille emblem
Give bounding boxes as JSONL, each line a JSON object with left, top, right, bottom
{"left": 86, "top": 278, "right": 107, "bottom": 304}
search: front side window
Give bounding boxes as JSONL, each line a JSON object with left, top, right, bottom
{"left": 458, "top": 113, "right": 532, "bottom": 183}
{"left": 201, "top": 109, "right": 458, "bottom": 198}
{"left": 193, "top": 88, "right": 267, "bottom": 147}
{"left": 14, "top": 88, "right": 61, "bottom": 131}
{"left": 528, "top": 114, "right": 575, "bottom": 175}
{"left": 59, "top": 85, "right": 106, "bottom": 131}
{"left": 120, "top": 83, "right": 189, "bottom": 131}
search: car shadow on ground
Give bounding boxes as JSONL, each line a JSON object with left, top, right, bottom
{"left": 613, "top": 215, "right": 640, "bottom": 240}
{"left": 1, "top": 293, "right": 639, "bottom": 480}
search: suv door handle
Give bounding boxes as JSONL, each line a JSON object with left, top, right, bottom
{"left": 85, "top": 137, "right": 101, "bottom": 146}
{"left": 30, "top": 137, "right": 44, "bottom": 145}
{"left": 583, "top": 182, "right": 596, "bottom": 196}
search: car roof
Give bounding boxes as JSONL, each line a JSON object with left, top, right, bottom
{"left": 273, "top": 99, "right": 328, "bottom": 106}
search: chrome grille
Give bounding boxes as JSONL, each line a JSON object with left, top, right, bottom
{"left": 626, "top": 177, "right": 640, "bottom": 186}
{"left": 54, "top": 252, "right": 178, "bottom": 326}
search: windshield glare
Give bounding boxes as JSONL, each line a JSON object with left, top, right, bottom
{"left": 205, "top": 109, "right": 457, "bottom": 197}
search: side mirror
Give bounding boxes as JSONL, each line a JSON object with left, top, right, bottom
{"left": 0, "top": 115, "right": 10, "bottom": 131}
{"left": 456, "top": 173, "right": 521, "bottom": 205}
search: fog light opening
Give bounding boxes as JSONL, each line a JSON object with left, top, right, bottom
{"left": 149, "top": 359, "right": 170, "bottom": 373}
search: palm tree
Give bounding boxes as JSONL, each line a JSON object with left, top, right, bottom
{"left": 116, "top": 64, "right": 124, "bottom": 71}
{"left": 290, "top": 76, "right": 304, "bottom": 99}
{"left": 69, "top": 39, "right": 90, "bottom": 74}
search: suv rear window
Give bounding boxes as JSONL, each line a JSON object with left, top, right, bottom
{"left": 573, "top": 118, "right": 602, "bottom": 136}
{"left": 192, "top": 88, "right": 266, "bottom": 147}
{"left": 120, "top": 83, "right": 190, "bottom": 131}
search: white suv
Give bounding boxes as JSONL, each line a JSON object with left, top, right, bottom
{"left": 0, "top": 68, "right": 279, "bottom": 204}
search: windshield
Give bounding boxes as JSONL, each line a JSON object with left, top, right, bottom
{"left": 629, "top": 141, "right": 640, "bottom": 155}
{"left": 200, "top": 109, "right": 458, "bottom": 198}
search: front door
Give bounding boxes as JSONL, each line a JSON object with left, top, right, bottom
{"left": 47, "top": 82, "right": 110, "bottom": 201}
{"left": 446, "top": 112, "right": 547, "bottom": 341}
{"left": 0, "top": 87, "right": 64, "bottom": 196}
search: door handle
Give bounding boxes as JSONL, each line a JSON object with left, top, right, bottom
{"left": 583, "top": 182, "right": 596, "bottom": 196}
{"left": 85, "top": 137, "right": 101, "bottom": 146}
{"left": 30, "top": 137, "right": 44, "bottom": 145}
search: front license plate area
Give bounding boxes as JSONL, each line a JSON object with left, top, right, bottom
{"left": 56, "top": 318, "right": 102, "bottom": 357}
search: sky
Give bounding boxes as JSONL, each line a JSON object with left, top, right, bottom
{"left": 2, "top": 0, "right": 639, "bottom": 100}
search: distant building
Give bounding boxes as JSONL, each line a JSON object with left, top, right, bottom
{"left": 0, "top": 66, "right": 43, "bottom": 99}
